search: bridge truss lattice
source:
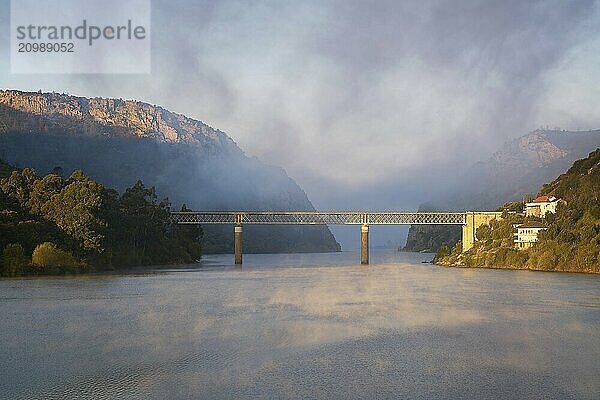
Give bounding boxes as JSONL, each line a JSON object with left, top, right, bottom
{"left": 170, "top": 211, "right": 467, "bottom": 225}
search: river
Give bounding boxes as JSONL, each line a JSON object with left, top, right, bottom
{"left": 0, "top": 250, "right": 598, "bottom": 399}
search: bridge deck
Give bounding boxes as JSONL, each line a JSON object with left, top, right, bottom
{"left": 171, "top": 211, "right": 467, "bottom": 225}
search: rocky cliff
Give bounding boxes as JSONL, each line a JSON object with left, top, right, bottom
{"left": 0, "top": 90, "right": 341, "bottom": 254}
{"left": 404, "top": 128, "right": 600, "bottom": 252}
{"left": 0, "top": 89, "right": 241, "bottom": 152}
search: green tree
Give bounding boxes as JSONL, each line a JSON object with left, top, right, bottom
{"left": 113, "top": 181, "right": 170, "bottom": 265}
{"left": 1, "top": 243, "right": 29, "bottom": 277}
{"left": 109, "top": 182, "right": 202, "bottom": 266}
{"left": 170, "top": 204, "right": 203, "bottom": 262}
{"left": 0, "top": 168, "right": 38, "bottom": 206}
{"left": 44, "top": 174, "right": 108, "bottom": 254}
{"left": 27, "top": 174, "right": 65, "bottom": 215}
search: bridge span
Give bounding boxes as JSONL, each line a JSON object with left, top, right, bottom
{"left": 171, "top": 211, "right": 502, "bottom": 265}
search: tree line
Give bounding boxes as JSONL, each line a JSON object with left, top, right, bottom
{"left": 0, "top": 162, "right": 202, "bottom": 276}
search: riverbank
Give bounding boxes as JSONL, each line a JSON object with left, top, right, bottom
{"left": 435, "top": 259, "right": 600, "bottom": 274}
{"left": 434, "top": 240, "right": 600, "bottom": 274}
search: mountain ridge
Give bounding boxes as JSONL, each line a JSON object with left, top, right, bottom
{"left": 0, "top": 89, "right": 242, "bottom": 154}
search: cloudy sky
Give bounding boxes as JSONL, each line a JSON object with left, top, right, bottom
{"left": 1, "top": 0, "right": 600, "bottom": 245}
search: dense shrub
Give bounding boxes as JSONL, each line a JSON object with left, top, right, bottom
{"left": 31, "top": 242, "right": 82, "bottom": 274}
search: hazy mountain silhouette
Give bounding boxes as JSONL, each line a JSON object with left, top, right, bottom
{"left": 0, "top": 90, "right": 340, "bottom": 254}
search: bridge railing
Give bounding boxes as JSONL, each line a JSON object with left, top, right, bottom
{"left": 170, "top": 211, "right": 467, "bottom": 225}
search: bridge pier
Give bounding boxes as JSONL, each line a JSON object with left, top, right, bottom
{"left": 361, "top": 224, "right": 369, "bottom": 265}
{"left": 234, "top": 224, "right": 243, "bottom": 265}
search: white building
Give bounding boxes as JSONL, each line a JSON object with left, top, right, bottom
{"left": 525, "top": 195, "right": 561, "bottom": 218}
{"left": 514, "top": 221, "right": 547, "bottom": 250}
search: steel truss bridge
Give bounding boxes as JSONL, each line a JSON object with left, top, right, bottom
{"left": 170, "top": 211, "right": 467, "bottom": 225}
{"left": 171, "top": 211, "right": 501, "bottom": 265}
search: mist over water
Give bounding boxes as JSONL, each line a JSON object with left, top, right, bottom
{"left": 1, "top": 250, "right": 598, "bottom": 399}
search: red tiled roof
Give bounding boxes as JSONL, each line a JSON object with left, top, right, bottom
{"left": 533, "top": 195, "right": 556, "bottom": 203}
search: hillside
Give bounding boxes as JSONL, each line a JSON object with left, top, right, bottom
{"left": 0, "top": 90, "right": 340, "bottom": 253}
{"left": 435, "top": 148, "right": 600, "bottom": 274}
{"left": 404, "top": 129, "right": 600, "bottom": 252}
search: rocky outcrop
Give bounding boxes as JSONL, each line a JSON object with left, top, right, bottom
{"left": 488, "top": 131, "right": 568, "bottom": 169}
{"left": 0, "top": 90, "right": 241, "bottom": 154}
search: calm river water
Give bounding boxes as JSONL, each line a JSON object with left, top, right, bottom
{"left": 1, "top": 250, "right": 598, "bottom": 399}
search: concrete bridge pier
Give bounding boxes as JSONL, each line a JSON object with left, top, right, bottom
{"left": 361, "top": 224, "right": 369, "bottom": 265}
{"left": 234, "top": 224, "right": 243, "bottom": 265}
